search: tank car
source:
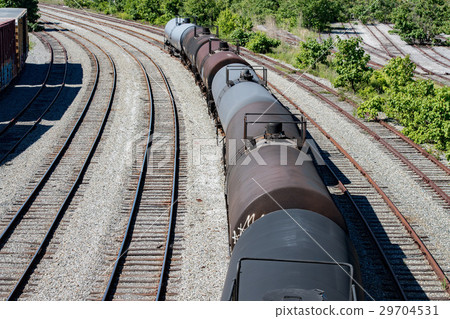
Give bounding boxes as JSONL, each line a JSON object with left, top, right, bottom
{"left": 164, "top": 17, "right": 363, "bottom": 301}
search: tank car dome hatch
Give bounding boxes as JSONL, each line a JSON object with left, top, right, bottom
{"left": 219, "top": 41, "right": 229, "bottom": 51}
{"left": 264, "top": 122, "right": 285, "bottom": 139}
{"left": 240, "top": 69, "right": 253, "bottom": 81}
{"left": 183, "top": 17, "right": 191, "bottom": 23}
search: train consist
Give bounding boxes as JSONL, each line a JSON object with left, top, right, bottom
{"left": 0, "top": 8, "right": 28, "bottom": 92}
{"left": 164, "top": 17, "right": 363, "bottom": 301}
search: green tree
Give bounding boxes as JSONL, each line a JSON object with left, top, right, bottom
{"left": 182, "top": 0, "right": 226, "bottom": 25}
{"left": 216, "top": 8, "right": 251, "bottom": 37}
{"left": 299, "top": 0, "right": 338, "bottom": 31}
{"left": 391, "top": 0, "right": 450, "bottom": 44}
{"left": 295, "top": 37, "right": 333, "bottom": 69}
{"left": 0, "top": 0, "right": 39, "bottom": 29}
{"left": 333, "top": 37, "right": 371, "bottom": 91}
{"left": 231, "top": 0, "right": 279, "bottom": 23}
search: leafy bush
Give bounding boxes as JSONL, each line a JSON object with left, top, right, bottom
{"left": 246, "top": 31, "right": 281, "bottom": 53}
{"left": 295, "top": 37, "right": 333, "bottom": 69}
{"left": 332, "top": 37, "right": 371, "bottom": 91}
{"left": 230, "top": 28, "right": 252, "bottom": 46}
{"left": 357, "top": 95, "right": 385, "bottom": 119}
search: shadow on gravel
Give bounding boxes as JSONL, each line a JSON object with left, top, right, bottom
{"left": 311, "top": 133, "right": 428, "bottom": 301}
{"left": 329, "top": 26, "right": 360, "bottom": 37}
{"left": 0, "top": 57, "right": 83, "bottom": 164}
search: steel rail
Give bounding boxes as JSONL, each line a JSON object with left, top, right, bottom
{"left": 362, "top": 23, "right": 449, "bottom": 85}
{"left": 155, "top": 64, "right": 179, "bottom": 301}
{"left": 0, "top": 31, "right": 68, "bottom": 164}
{"left": 240, "top": 50, "right": 450, "bottom": 207}
{"left": 7, "top": 53, "right": 115, "bottom": 300}
{"left": 269, "top": 81, "right": 408, "bottom": 300}
{"left": 264, "top": 75, "right": 450, "bottom": 297}
{"left": 268, "top": 79, "right": 450, "bottom": 296}
{"left": 42, "top": 12, "right": 180, "bottom": 301}
{"left": 0, "top": 23, "right": 118, "bottom": 299}
{"left": 102, "top": 60, "right": 153, "bottom": 301}
{"left": 0, "top": 30, "right": 100, "bottom": 248}
{"left": 6, "top": 35, "right": 116, "bottom": 299}
{"left": 57, "top": 6, "right": 450, "bottom": 186}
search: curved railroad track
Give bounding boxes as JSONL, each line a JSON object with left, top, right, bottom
{"left": 40, "top": 11, "right": 184, "bottom": 301}
{"left": 38, "top": 4, "right": 450, "bottom": 300}
{"left": 0, "top": 31, "right": 67, "bottom": 164}
{"left": 0, "top": 23, "right": 117, "bottom": 300}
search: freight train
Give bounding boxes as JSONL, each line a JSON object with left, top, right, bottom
{"left": 0, "top": 8, "right": 28, "bottom": 92}
{"left": 164, "top": 17, "right": 363, "bottom": 301}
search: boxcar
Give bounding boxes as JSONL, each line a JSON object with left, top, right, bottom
{"left": 0, "top": 8, "right": 28, "bottom": 92}
{"left": 0, "top": 18, "right": 16, "bottom": 91}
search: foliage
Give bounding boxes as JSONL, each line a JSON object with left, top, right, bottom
{"left": 246, "top": 31, "right": 280, "bottom": 53}
{"left": 381, "top": 55, "right": 415, "bottom": 90}
{"left": 391, "top": 0, "right": 450, "bottom": 44}
{"left": 332, "top": 37, "right": 371, "bottom": 91}
{"left": 216, "top": 8, "right": 252, "bottom": 38}
{"left": 230, "top": 0, "right": 279, "bottom": 23}
{"left": 356, "top": 55, "right": 450, "bottom": 159}
{"left": 0, "top": 0, "right": 40, "bottom": 30}
{"left": 181, "top": 0, "right": 226, "bottom": 25}
{"left": 274, "top": 0, "right": 303, "bottom": 29}
{"left": 295, "top": 37, "right": 333, "bottom": 69}
{"left": 298, "top": 0, "right": 338, "bottom": 32}
{"left": 229, "top": 27, "right": 252, "bottom": 45}
{"left": 349, "top": 0, "right": 398, "bottom": 23}
{"left": 357, "top": 95, "right": 385, "bottom": 119}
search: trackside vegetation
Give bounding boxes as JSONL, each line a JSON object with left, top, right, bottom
{"left": 61, "top": 0, "right": 449, "bottom": 158}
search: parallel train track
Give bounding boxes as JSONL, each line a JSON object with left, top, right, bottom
{"left": 361, "top": 23, "right": 450, "bottom": 86}
{"left": 0, "top": 31, "right": 67, "bottom": 164}
{"left": 40, "top": 12, "right": 184, "bottom": 301}
{"left": 34, "top": 4, "right": 450, "bottom": 297}
{"left": 0, "top": 26, "right": 116, "bottom": 300}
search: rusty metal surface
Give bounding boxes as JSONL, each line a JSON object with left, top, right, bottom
{"left": 241, "top": 49, "right": 450, "bottom": 208}
{"left": 201, "top": 50, "right": 248, "bottom": 89}
{"left": 225, "top": 101, "right": 301, "bottom": 157}
{"left": 227, "top": 145, "right": 347, "bottom": 244}
{"left": 182, "top": 27, "right": 216, "bottom": 67}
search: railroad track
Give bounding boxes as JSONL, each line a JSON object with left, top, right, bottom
{"left": 238, "top": 49, "right": 450, "bottom": 206}
{"left": 362, "top": 23, "right": 450, "bottom": 85}
{"left": 40, "top": 10, "right": 185, "bottom": 301}
{"left": 39, "top": 4, "right": 450, "bottom": 300}
{"left": 0, "top": 24, "right": 116, "bottom": 300}
{"left": 0, "top": 31, "right": 67, "bottom": 164}
{"left": 269, "top": 79, "right": 448, "bottom": 300}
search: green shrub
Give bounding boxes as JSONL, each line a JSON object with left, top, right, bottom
{"left": 246, "top": 31, "right": 280, "bottom": 53}
{"left": 295, "top": 37, "right": 332, "bottom": 69}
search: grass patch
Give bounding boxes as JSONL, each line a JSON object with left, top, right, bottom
{"left": 266, "top": 42, "right": 299, "bottom": 67}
